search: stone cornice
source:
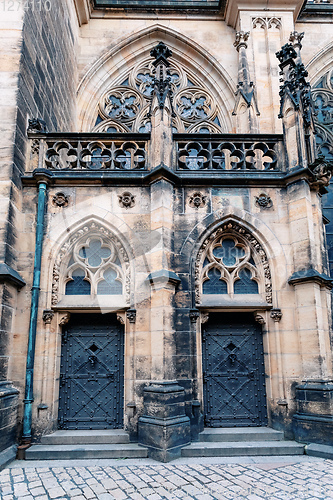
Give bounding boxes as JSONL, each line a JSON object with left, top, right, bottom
{"left": 288, "top": 268, "right": 333, "bottom": 288}
{"left": 0, "top": 264, "right": 26, "bottom": 289}
{"left": 225, "top": 0, "right": 304, "bottom": 27}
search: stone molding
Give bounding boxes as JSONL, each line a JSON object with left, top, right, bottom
{"left": 288, "top": 268, "right": 333, "bottom": 288}
{"left": 73, "top": 0, "right": 90, "bottom": 26}
{"left": 225, "top": 0, "right": 304, "bottom": 28}
{"left": 0, "top": 264, "right": 26, "bottom": 289}
{"left": 147, "top": 270, "right": 181, "bottom": 288}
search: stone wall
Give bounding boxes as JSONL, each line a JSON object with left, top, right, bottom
{"left": 0, "top": 0, "right": 79, "bottom": 461}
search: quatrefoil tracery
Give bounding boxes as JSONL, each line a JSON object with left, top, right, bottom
{"left": 200, "top": 235, "right": 260, "bottom": 296}
{"left": 93, "top": 57, "right": 224, "bottom": 134}
{"left": 65, "top": 236, "right": 124, "bottom": 297}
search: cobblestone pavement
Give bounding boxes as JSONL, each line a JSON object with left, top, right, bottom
{"left": 1, "top": 457, "right": 333, "bottom": 500}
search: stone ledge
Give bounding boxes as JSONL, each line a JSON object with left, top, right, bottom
{"left": 305, "top": 443, "right": 333, "bottom": 460}
{"left": 0, "top": 445, "right": 17, "bottom": 471}
{"left": 147, "top": 270, "right": 181, "bottom": 287}
{"left": 288, "top": 268, "right": 333, "bottom": 288}
{"left": 0, "top": 264, "right": 25, "bottom": 289}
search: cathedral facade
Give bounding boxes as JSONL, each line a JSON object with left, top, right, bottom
{"left": 0, "top": 0, "right": 333, "bottom": 465}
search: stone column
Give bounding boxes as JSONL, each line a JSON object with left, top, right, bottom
{"left": 233, "top": 31, "right": 260, "bottom": 133}
{"left": 137, "top": 43, "right": 190, "bottom": 462}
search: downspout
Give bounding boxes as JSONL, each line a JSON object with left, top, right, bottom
{"left": 21, "top": 174, "right": 49, "bottom": 445}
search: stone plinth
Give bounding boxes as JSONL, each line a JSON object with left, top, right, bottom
{"left": 138, "top": 381, "right": 191, "bottom": 462}
{"left": 293, "top": 380, "right": 333, "bottom": 446}
{"left": 0, "top": 381, "right": 19, "bottom": 465}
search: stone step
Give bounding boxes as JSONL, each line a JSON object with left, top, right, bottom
{"left": 40, "top": 429, "right": 130, "bottom": 445}
{"left": 199, "top": 427, "right": 284, "bottom": 442}
{"left": 25, "top": 443, "right": 148, "bottom": 460}
{"left": 181, "top": 441, "right": 305, "bottom": 457}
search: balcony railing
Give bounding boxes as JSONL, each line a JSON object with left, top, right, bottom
{"left": 27, "top": 132, "right": 288, "bottom": 180}
{"left": 32, "top": 133, "right": 150, "bottom": 172}
{"left": 174, "top": 134, "right": 286, "bottom": 172}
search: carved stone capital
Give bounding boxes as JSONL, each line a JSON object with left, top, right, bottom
{"left": 190, "top": 309, "right": 200, "bottom": 323}
{"left": 126, "top": 309, "right": 136, "bottom": 323}
{"left": 59, "top": 312, "right": 71, "bottom": 326}
{"left": 270, "top": 309, "right": 282, "bottom": 322}
{"left": 234, "top": 31, "right": 249, "bottom": 51}
{"left": 42, "top": 309, "right": 54, "bottom": 324}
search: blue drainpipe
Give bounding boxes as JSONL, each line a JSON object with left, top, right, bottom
{"left": 22, "top": 178, "right": 48, "bottom": 443}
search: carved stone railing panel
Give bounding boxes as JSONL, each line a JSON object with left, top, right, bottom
{"left": 35, "top": 134, "right": 149, "bottom": 171}
{"left": 175, "top": 134, "right": 285, "bottom": 172}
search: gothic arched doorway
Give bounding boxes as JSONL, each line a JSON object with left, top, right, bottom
{"left": 58, "top": 313, "right": 124, "bottom": 430}
{"left": 202, "top": 312, "right": 267, "bottom": 427}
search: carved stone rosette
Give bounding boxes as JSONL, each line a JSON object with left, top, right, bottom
{"left": 189, "top": 192, "right": 207, "bottom": 209}
{"left": 52, "top": 192, "right": 69, "bottom": 207}
{"left": 118, "top": 192, "right": 135, "bottom": 209}
{"left": 255, "top": 193, "right": 273, "bottom": 209}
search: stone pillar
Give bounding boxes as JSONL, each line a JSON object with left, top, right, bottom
{"left": 138, "top": 43, "right": 191, "bottom": 461}
{"left": 232, "top": 31, "right": 260, "bottom": 133}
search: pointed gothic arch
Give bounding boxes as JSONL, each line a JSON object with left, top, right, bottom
{"left": 50, "top": 218, "right": 133, "bottom": 309}
{"left": 194, "top": 219, "right": 273, "bottom": 307}
{"left": 77, "top": 25, "right": 237, "bottom": 133}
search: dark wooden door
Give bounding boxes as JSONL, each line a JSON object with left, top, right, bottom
{"left": 58, "top": 314, "right": 124, "bottom": 429}
{"left": 202, "top": 313, "right": 267, "bottom": 427}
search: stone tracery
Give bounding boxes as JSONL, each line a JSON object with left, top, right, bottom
{"left": 51, "top": 221, "right": 131, "bottom": 305}
{"left": 195, "top": 221, "right": 272, "bottom": 305}
{"left": 93, "top": 55, "right": 224, "bottom": 134}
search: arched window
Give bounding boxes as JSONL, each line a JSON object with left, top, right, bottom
{"left": 195, "top": 221, "right": 272, "bottom": 305}
{"left": 52, "top": 221, "right": 131, "bottom": 306}
{"left": 64, "top": 237, "right": 123, "bottom": 297}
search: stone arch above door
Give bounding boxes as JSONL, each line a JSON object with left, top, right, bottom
{"left": 77, "top": 25, "right": 236, "bottom": 133}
